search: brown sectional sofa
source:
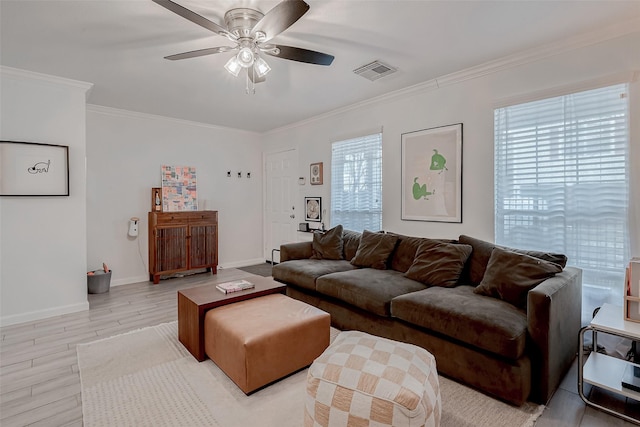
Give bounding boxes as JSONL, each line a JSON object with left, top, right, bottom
{"left": 272, "top": 227, "right": 582, "bottom": 405}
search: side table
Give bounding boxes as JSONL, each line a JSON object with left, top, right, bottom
{"left": 578, "top": 303, "right": 640, "bottom": 424}
{"left": 178, "top": 276, "right": 286, "bottom": 361}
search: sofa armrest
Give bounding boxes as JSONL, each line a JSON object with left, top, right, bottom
{"left": 527, "top": 266, "right": 582, "bottom": 403}
{"left": 280, "top": 241, "right": 313, "bottom": 262}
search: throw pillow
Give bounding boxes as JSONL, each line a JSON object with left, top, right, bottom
{"left": 474, "top": 247, "right": 563, "bottom": 309}
{"left": 311, "top": 225, "right": 344, "bottom": 260}
{"left": 404, "top": 240, "right": 473, "bottom": 287}
{"left": 510, "top": 248, "right": 568, "bottom": 269}
{"left": 458, "top": 235, "right": 496, "bottom": 285}
{"left": 342, "top": 229, "right": 363, "bottom": 261}
{"left": 350, "top": 230, "right": 399, "bottom": 269}
{"left": 458, "top": 234, "right": 568, "bottom": 285}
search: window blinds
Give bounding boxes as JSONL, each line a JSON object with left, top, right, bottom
{"left": 494, "top": 83, "right": 629, "bottom": 302}
{"left": 330, "top": 133, "right": 383, "bottom": 232}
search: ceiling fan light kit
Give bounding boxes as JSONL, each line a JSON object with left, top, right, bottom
{"left": 152, "top": 0, "right": 335, "bottom": 93}
{"left": 254, "top": 57, "right": 271, "bottom": 78}
{"left": 224, "top": 56, "right": 242, "bottom": 77}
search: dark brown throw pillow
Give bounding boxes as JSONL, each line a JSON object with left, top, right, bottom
{"left": 311, "top": 225, "right": 344, "bottom": 260}
{"left": 458, "top": 234, "right": 568, "bottom": 285}
{"left": 474, "top": 247, "right": 563, "bottom": 309}
{"left": 404, "top": 239, "right": 473, "bottom": 287}
{"left": 458, "top": 235, "right": 496, "bottom": 285}
{"left": 510, "top": 248, "right": 568, "bottom": 269}
{"left": 350, "top": 230, "right": 399, "bottom": 269}
{"left": 342, "top": 229, "right": 363, "bottom": 261}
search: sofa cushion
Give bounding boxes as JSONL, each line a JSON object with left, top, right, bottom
{"left": 342, "top": 229, "right": 362, "bottom": 261}
{"left": 391, "top": 286, "right": 528, "bottom": 359}
{"left": 316, "top": 269, "right": 426, "bottom": 317}
{"left": 458, "top": 235, "right": 568, "bottom": 286}
{"left": 350, "top": 230, "right": 399, "bottom": 270}
{"left": 311, "top": 225, "right": 344, "bottom": 260}
{"left": 404, "top": 240, "right": 472, "bottom": 287}
{"left": 388, "top": 234, "right": 457, "bottom": 273}
{"left": 272, "top": 259, "right": 356, "bottom": 292}
{"left": 474, "top": 247, "right": 563, "bottom": 309}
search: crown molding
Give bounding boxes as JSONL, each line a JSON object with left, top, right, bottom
{"left": 0, "top": 66, "right": 93, "bottom": 97}
{"left": 265, "top": 17, "right": 640, "bottom": 136}
{"left": 436, "top": 16, "right": 640, "bottom": 88}
{"left": 264, "top": 79, "right": 439, "bottom": 136}
{"left": 493, "top": 70, "right": 638, "bottom": 109}
{"left": 87, "top": 104, "right": 260, "bottom": 136}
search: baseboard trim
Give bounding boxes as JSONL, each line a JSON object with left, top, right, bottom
{"left": 111, "top": 274, "right": 150, "bottom": 287}
{"left": 220, "top": 258, "right": 267, "bottom": 269}
{"left": 0, "top": 301, "right": 90, "bottom": 327}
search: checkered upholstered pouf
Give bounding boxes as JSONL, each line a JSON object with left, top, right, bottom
{"left": 305, "top": 331, "right": 441, "bottom": 427}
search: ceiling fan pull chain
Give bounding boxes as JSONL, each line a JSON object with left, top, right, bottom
{"left": 245, "top": 70, "right": 256, "bottom": 95}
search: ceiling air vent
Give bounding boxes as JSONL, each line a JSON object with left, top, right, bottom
{"left": 353, "top": 60, "right": 397, "bottom": 81}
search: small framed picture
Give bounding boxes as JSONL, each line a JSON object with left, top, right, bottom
{"left": 310, "top": 162, "right": 323, "bottom": 185}
{"left": 151, "top": 187, "right": 162, "bottom": 212}
{"left": 305, "top": 197, "right": 322, "bottom": 222}
{"left": 0, "top": 141, "right": 69, "bottom": 196}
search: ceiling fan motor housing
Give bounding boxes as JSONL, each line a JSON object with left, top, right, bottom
{"left": 224, "top": 8, "right": 264, "bottom": 39}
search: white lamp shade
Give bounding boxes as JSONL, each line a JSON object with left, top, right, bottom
{"left": 237, "top": 47, "right": 254, "bottom": 68}
{"left": 254, "top": 56, "right": 271, "bottom": 78}
{"left": 224, "top": 56, "right": 242, "bottom": 76}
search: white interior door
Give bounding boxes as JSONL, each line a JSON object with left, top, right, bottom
{"left": 264, "top": 149, "right": 297, "bottom": 263}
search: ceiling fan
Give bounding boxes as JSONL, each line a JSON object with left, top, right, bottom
{"left": 152, "top": 0, "right": 335, "bottom": 85}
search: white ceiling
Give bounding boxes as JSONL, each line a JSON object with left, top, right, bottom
{"left": 2, "top": 0, "right": 639, "bottom": 133}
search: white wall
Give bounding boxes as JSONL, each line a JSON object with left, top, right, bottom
{"left": 0, "top": 67, "right": 92, "bottom": 326}
{"left": 2, "top": 31, "right": 638, "bottom": 327}
{"left": 263, "top": 32, "right": 640, "bottom": 257}
{"left": 86, "top": 107, "right": 264, "bottom": 286}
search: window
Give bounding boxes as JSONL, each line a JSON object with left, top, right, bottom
{"left": 494, "top": 84, "right": 629, "bottom": 324}
{"left": 330, "top": 133, "right": 383, "bottom": 232}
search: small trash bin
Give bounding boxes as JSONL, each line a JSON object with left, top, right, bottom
{"left": 88, "top": 270, "right": 112, "bottom": 294}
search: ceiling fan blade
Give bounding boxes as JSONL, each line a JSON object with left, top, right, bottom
{"left": 251, "top": 0, "right": 310, "bottom": 43}
{"left": 248, "top": 65, "right": 266, "bottom": 84}
{"left": 164, "top": 46, "right": 234, "bottom": 60}
{"left": 264, "top": 45, "right": 334, "bottom": 66}
{"left": 152, "top": 0, "right": 236, "bottom": 40}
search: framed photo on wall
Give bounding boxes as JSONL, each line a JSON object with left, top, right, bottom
{"left": 310, "top": 162, "right": 323, "bottom": 185}
{"left": 401, "top": 123, "right": 463, "bottom": 223}
{"left": 305, "top": 197, "right": 322, "bottom": 222}
{"left": 0, "top": 141, "right": 69, "bottom": 196}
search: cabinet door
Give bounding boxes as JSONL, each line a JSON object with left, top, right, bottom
{"left": 154, "top": 226, "right": 189, "bottom": 272}
{"left": 189, "top": 225, "right": 217, "bottom": 268}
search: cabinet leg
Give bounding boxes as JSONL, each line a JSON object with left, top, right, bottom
{"left": 153, "top": 275, "right": 160, "bottom": 284}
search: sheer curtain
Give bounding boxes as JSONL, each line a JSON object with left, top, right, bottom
{"left": 494, "top": 83, "right": 630, "bottom": 324}
{"left": 330, "top": 133, "right": 383, "bottom": 232}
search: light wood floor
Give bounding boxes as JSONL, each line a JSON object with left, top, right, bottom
{"left": 1, "top": 268, "right": 638, "bottom": 426}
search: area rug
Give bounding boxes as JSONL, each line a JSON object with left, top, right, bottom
{"left": 236, "top": 262, "right": 273, "bottom": 277}
{"left": 77, "top": 322, "right": 544, "bottom": 427}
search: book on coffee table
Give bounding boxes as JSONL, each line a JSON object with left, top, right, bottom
{"left": 216, "top": 280, "right": 255, "bottom": 294}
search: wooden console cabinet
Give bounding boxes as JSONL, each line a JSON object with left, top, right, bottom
{"left": 148, "top": 211, "right": 218, "bottom": 284}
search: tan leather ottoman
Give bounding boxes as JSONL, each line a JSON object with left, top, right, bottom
{"left": 204, "top": 293, "right": 330, "bottom": 394}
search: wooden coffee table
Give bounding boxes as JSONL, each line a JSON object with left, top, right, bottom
{"left": 178, "top": 276, "right": 286, "bottom": 361}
